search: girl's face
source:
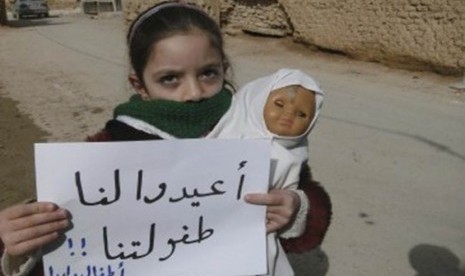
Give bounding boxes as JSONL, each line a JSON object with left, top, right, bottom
{"left": 130, "top": 30, "right": 225, "bottom": 102}
{"left": 263, "top": 86, "right": 316, "bottom": 137}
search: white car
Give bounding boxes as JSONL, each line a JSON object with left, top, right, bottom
{"left": 12, "top": 0, "right": 49, "bottom": 19}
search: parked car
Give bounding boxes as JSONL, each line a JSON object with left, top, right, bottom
{"left": 11, "top": 0, "right": 49, "bottom": 19}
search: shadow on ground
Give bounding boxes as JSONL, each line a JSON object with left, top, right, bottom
{"left": 0, "top": 90, "right": 48, "bottom": 209}
{"left": 287, "top": 247, "right": 329, "bottom": 276}
{"left": 409, "top": 244, "right": 465, "bottom": 276}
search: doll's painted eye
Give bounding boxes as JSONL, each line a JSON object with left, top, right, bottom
{"left": 274, "top": 100, "right": 284, "bottom": 108}
{"left": 297, "top": 111, "right": 307, "bottom": 118}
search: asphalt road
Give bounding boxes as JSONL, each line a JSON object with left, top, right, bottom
{"left": 1, "top": 13, "right": 464, "bottom": 275}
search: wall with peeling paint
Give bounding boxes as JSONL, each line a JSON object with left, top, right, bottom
{"left": 123, "top": 0, "right": 464, "bottom": 75}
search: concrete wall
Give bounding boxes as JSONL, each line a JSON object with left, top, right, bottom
{"left": 278, "top": 0, "right": 464, "bottom": 75}
{"left": 123, "top": 0, "right": 465, "bottom": 75}
{"left": 48, "top": 0, "right": 78, "bottom": 9}
{"left": 222, "top": 0, "right": 291, "bottom": 37}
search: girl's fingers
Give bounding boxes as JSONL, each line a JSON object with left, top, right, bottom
{"left": 5, "top": 232, "right": 61, "bottom": 256}
{"left": 265, "top": 214, "right": 285, "bottom": 233}
{"left": 266, "top": 205, "right": 293, "bottom": 216}
{"left": 244, "top": 193, "right": 283, "bottom": 206}
{"left": 6, "top": 209, "right": 68, "bottom": 232}
{"left": 244, "top": 190, "right": 300, "bottom": 233}
{"left": 244, "top": 193, "right": 270, "bottom": 205}
{"left": 266, "top": 212, "right": 288, "bottom": 225}
{"left": 0, "top": 202, "right": 69, "bottom": 256}
{"left": 266, "top": 222, "right": 280, "bottom": 233}
{"left": 1, "top": 202, "right": 58, "bottom": 220}
{"left": 245, "top": 189, "right": 297, "bottom": 206}
{"left": 2, "top": 218, "right": 69, "bottom": 247}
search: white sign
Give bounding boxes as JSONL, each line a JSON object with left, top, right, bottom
{"left": 35, "top": 139, "right": 270, "bottom": 276}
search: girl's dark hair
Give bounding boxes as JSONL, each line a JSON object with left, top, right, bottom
{"left": 127, "top": 1, "right": 232, "bottom": 88}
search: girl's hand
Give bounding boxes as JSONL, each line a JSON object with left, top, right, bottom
{"left": 245, "top": 189, "right": 300, "bottom": 233}
{"left": 0, "top": 202, "right": 69, "bottom": 256}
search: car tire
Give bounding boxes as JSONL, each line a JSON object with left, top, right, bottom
{"left": 45, "top": 12, "right": 49, "bottom": 17}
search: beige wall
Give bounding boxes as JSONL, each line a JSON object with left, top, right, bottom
{"left": 221, "top": 0, "right": 291, "bottom": 36}
{"left": 123, "top": 0, "right": 465, "bottom": 75}
{"left": 279, "top": 0, "right": 464, "bottom": 75}
{"left": 48, "top": 0, "right": 78, "bottom": 9}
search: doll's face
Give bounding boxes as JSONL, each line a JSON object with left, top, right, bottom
{"left": 263, "top": 85, "right": 316, "bottom": 137}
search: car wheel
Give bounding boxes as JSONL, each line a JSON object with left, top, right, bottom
{"left": 45, "top": 12, "right": 49, "bottom": 17}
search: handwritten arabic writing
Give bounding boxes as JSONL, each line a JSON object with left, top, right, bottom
{"left": 48, "top": 262, "right": 124, "bottom": 276}
{"left": 75, "top": 161, "right": 248, "bottom": 208}
{"left": 102, "top": 216, "right": 213, "bottom": 261}
{"left": 160, "top": 216, "right": 213, "bottom": 261}
{"left": 68, "top": 238, "right": 87, "bottom": 257}
{"left": 70, "top": 161, "right": 248, "bottom": 264}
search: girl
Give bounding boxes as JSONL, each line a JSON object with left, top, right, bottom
{"left": 0, "top": 1, "right": 331, "bottom": 275}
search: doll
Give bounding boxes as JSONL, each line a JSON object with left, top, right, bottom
{"left": 211, "top": 68, "right": 324, "bottom": 190}
{"left": 209, "top": 68, "right": 324, "bottom": 275}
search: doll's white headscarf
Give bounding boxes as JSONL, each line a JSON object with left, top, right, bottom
{"left": 210, "top": 68, "right": 324, "bottom": 162}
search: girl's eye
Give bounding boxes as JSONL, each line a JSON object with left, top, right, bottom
{"left": 159, "top": 75, "right": 179, "bottom": 85}
{"left": 274, "top": 100, "right": 284, "bottom": 108}
{"left": 200, "top": 69, "right": 220, "bottom": 80}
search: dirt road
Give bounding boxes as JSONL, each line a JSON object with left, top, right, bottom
{"left": 1, "top": 13, "right": 464, "bottom": 275}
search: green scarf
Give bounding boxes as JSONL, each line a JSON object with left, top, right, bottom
{"left": 114, "top": 88, "right": 232, "bottom": 138}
